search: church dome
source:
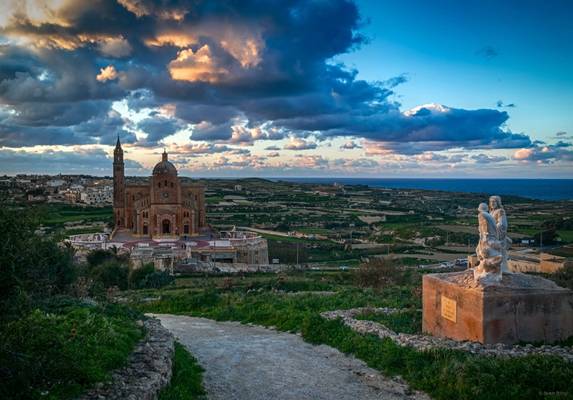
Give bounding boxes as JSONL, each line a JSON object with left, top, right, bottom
{"left": 152, "top": 150, "right": 177, "bottom": 176}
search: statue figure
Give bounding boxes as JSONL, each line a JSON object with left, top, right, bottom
{"left": 489, "top": 195, "right": 512, "bottom": 273}
{"left": 473, "top": 202, "right": 503, "bottom": 284}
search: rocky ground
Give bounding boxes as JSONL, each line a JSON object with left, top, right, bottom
{"left": 152, "top": 314, "right": 429, "bottom": 400}
{"left": 322, "top": 307, "right": 573, "bottom": 362}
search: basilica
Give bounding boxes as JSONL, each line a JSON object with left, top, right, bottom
{"left": 112, "top": 138, "right": 206, "bottom": 238}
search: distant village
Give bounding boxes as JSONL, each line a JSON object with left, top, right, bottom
{"left": 0, "top": 174, "right": 113, "bottom": 206}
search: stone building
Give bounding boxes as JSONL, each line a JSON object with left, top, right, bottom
{"left": 113, "top": 137, "right": 206, "bottom": 238}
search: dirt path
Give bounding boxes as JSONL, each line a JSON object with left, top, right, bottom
{"left": 152, "top": 314, "right": 428, "bottom": 400}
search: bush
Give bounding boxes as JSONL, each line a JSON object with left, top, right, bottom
{"left": 0, "top": 300, "right": 143, "bottom": 400}
{"left": 353, "top": 257, "right": 417, "bottom": 290}
{"left": 129, "top": 264, "right": 174, "bottom": 289}
{"left": 129, "top": 263, "right": 156, "bottom": 288}
{"left": 90, "top": 260, "right": 129, "bottom": 291}
{"left": 551, "top": 264, "right": 573, "bottom": 290}
{"left": 140, "top": 272, "right": 175, "bottom": 289}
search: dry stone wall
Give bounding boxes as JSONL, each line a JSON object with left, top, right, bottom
{"left": 77, "top": 318, "right": 174, "bottom": 400}
{"left": 321, "top": 307, "right": 573, "bottom": 362}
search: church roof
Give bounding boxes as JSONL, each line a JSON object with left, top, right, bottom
{"left": 152, "top": 150, "right": 177, "bottom": 176}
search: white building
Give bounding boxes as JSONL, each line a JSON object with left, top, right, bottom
{"left": 80, "top": 186, "right": 113, "bottom": 205}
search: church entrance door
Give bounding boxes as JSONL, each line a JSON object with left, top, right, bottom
{"left": 162, "top": 219, "right": 171, "bottom": 234}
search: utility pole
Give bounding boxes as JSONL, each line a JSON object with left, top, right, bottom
{"left": 296, "top": 242, "right": 299, "bottom": 266}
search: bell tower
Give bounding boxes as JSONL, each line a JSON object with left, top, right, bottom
{"left": 113, "top": 136, "right": 125, "bottom": 228}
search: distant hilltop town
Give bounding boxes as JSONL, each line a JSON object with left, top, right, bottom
{"left": 0, "top": 174, "right": 114, "bottom": 206}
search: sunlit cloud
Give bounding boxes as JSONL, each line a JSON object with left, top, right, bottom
{"left": 169, "top": 45, "right": 228, "bottom": 83}
{"left": 96, "top": 65, "right": 119, "bottom": 82}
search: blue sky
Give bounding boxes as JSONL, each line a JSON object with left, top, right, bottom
{"left": 341, "top": 0, "right": 573, "bottom": 138}
{"left": 0, "top": 0, "right": 572, "bottom": 177}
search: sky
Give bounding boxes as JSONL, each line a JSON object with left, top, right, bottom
{"left": 0, "top": 0, "right": 572, "bottom": 178}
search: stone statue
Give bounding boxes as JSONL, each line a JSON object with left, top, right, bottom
{"left": 489, "top": 195, "right": 512, "bottom": 273}
{"left": 473, "top": 202, "right": 503, "bottom": 283}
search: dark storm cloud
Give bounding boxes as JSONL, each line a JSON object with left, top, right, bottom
{"left": 0, "top": 124, "right": 88, "bottom": 147}
{"left": 0, "top": 107, "right": 135, "bottom": 147}
{"left": 0, "top": 0, "right": 534, "bottom": 156}
{"left": 190, "top": 121, "right": 233, "bottom": 141}
{"left": 137, "top": 116, "right": 183, "bottom": 146}
{"left": 0, "top": 148, "right": 143, "bottom": 174}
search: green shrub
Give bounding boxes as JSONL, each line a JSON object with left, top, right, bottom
{"left": 129, "top": 263, "right": 156, "bottom": 288}
{"left": 86, "top": 249, "right": 118, "bottom": 268}
{"left": 90, "top": 260, "right": 129, "bottom": 291}
{"left": 159, "top": 342, "right": 206, "bottom": 400}
{"left": 141, "top": 272, "right": 175, "bottom": 289}
{"left": 0, "top": 300, "right": 143, "bottom": 400}
{"left": 129, "top": 264, "right": 174, "bottom": 289}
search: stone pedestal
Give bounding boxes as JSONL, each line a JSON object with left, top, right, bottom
{"left": 422, "top": 270, "right": 573, "bottom": 344}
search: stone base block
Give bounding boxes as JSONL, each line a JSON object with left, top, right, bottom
{"left": 422, "top": 270, "right": 573, "bottom": 344}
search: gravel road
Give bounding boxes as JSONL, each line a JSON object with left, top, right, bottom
{"left": 152, "top": 314, "right": 428, "bottom": 400}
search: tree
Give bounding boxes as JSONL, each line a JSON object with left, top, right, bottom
{"left": 0, "top": 206, "right": 75, "bottom": 316}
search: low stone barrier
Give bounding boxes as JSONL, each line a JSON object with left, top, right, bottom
{"left": 77, "top": 318, "right": 175, "bottom": 400}
{"left": 321, "top": 307, "right": 573, "bottom": 362}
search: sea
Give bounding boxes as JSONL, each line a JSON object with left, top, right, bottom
{"left": 272, "top": 178, "right": 573, "bottom": 201}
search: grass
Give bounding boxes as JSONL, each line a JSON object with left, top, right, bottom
{"left": 0, "top": 299, "right": 143, "bottom": 400}
{"left": 557, "top": 230, "right": 573, "bottom": 243}
{"left": 159, "top": 342, "right": 206, "bottom": 400}
{"left": 302, "top": 316, "right": 573, "bottom": 400}
{"left": 127, "top": 271, "right": 573, "bottom": 400}
{"left": 38, "top": 204, "right": 112, "bottom": 226}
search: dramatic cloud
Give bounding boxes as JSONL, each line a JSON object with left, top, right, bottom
{"left": 0, "top": 147, "right": 143, "bottom": 174}
{"left": 137, "top": 116, "right": 184, "bottom": 146}
{"left": 0, "top": 0, "right": 556, "bottom": 176}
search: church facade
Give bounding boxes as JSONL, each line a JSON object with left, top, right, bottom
{"left": 113, "top": 138, "right": 206, "bottom": 238}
